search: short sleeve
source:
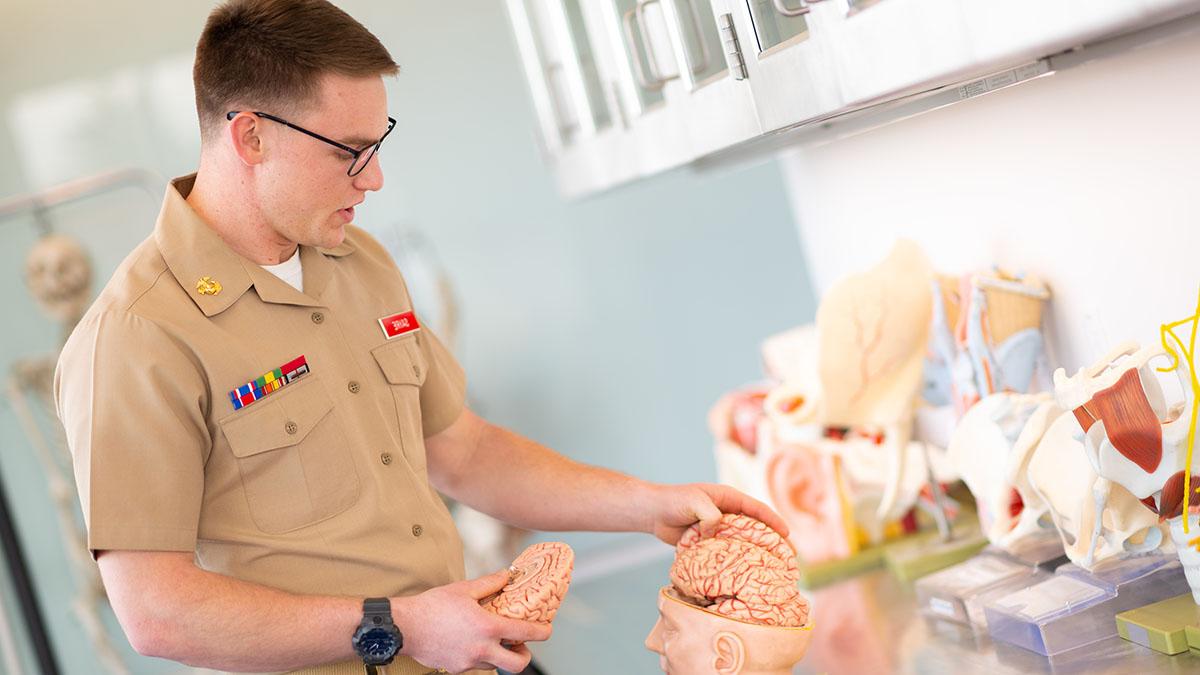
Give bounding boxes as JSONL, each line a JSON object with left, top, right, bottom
{"left": 417, "top": 324, "right": 467, "bottom": 438}
{"left": 54, "top": 310, "right": 209, "bottom": 557}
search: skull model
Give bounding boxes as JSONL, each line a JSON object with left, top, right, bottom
{"left": 24, "top": 234, "right": 93, "bottom": 327}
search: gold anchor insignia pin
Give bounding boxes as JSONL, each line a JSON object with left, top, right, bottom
{"left": 196, "top": 276, "right": 222, "bottom": 296}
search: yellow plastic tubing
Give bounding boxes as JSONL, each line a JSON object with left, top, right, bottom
{"left": 1158, "top": 287, "right": 1200, "bottom": 535}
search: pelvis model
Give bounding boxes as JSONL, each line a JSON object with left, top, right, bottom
{"left": 1055, "top": 341, "right": 1200, "bottom": 598}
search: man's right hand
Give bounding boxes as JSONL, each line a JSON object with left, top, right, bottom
{"left": 394, "top": 570, "right": 553, "bottom": 673}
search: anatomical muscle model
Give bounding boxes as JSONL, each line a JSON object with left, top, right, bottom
{"left": 1055, "top": 325, "right": 1200, "bottom": 600}
{"left": 646, "top": 514, "right": 813, "bottom": 674}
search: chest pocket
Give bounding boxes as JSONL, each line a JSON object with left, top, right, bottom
{"left": 219, "top": 374, "right": 360, "bottom": 534}
{"left": 371, "top": 336, "right": 429, "bottom": 472}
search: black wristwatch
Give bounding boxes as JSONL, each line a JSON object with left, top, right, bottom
{"left": 351, "top": 598, "right": 402, "bottom": 671}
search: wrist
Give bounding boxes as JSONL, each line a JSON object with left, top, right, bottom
{"left": 630, "top": 480, "right": 663, "bottom": 534}
{"left": 389, "top": 595, "right": 415, "bottom": 657}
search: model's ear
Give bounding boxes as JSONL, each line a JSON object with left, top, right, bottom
{"left": 226, "top": 111, "right": 267, "bottom": 167}
{"left": 713, "top": 631, "right": 744, "bottom": 675}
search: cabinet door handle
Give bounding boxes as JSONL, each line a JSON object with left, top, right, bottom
{"left": 622, "top": 6, "right": 669, "bottom": 91}
{"left": 772, "top": 0, "right": 811, "bottom": 17}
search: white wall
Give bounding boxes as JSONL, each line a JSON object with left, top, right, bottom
{"left": 780, "top": 25, "right": 1200, "bottom": 376}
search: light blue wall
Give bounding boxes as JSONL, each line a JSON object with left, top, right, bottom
{"left": 0, "top": 2, "right": 815, "bottom": 672}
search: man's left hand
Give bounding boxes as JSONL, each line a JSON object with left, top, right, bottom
{"left": 647, "top": 483, "right": 791, "bottom": 546}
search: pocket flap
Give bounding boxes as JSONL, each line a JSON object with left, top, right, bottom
{"left": 371, "top": 338, "right": 428, "bottom": 386}
{"left": 220, "top": 376, "right": 335, "bottom": 458}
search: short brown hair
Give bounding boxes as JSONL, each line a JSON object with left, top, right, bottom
{"left": 193, "top": 0, "right": 399, "bottom": 142}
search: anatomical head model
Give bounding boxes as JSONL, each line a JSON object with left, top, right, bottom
{"left": 1055, "top": 339, "right": 1200, "bottom": 598}
{"left": 481, "top": 542, "right": 574, "bottom": 624}
{"left": 645, "top": 514, "right": 813, "bottom": 674}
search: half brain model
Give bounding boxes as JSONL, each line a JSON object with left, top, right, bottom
{"left": 670, "top": 514, "right": 809, "bottom": 627}
{"left": 481, "top": 542, "right": 574, "bottom": 623}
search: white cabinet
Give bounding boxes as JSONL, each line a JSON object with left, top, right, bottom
{"left": 506, "top": 0, "right": 1200, "bottom": 198}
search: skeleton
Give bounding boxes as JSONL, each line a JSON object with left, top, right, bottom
{"left": 7, "top": 234, "right": 131, "bottom": 674}
{"left": 1054, "top": 341, "right": 1200, "bottom": 598}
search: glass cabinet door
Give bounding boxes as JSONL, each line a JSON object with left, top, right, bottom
{"left": 604, "top": 0, "right": 674, "bottom": 115}
{"left": 507, "top": 0, "right": 615, "bottom": 152}
{"left": 667, "top": 0, "right": 729, "bottom": 87}
{"left": 560, "top": 0, "right": 614, "bottom": 131}
{"left": 744, "top": 0, "right": 810, "bottom": 53}
{"left": 731, "top": 0, "right": 840, "bottom": 134}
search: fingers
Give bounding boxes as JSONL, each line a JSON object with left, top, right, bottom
{"left": 465, "top": 569, "right": 513, "bottom": 601}
{"left": 492, "top": 615, "right": 553, "bottom": 644}
{"left": 692, "top": 494, "right": 724, "bottom": 538}
{"left": 700, "top": 484, "right": 791, "bottom": 538}
{"left": 479, "top": 641, "right": 533, "bottom": 673}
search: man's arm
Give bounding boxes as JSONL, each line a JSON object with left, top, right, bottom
{"left": 425, "top": 409, "right": 790, "bottom": 544}
{"left": 97, "top": 550, "right": 549, "bottom": 673}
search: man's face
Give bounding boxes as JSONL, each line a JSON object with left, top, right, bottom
{"left": 255, "top": 72, "right": 390, "bottom": 250}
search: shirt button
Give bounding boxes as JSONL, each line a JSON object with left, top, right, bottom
{"left": 348, "top": 381, "right": 361, "bottom": 394}
{"left": 285, "top": 421, "right": 298, "bottom": 435}
{"left": 412, "top": 364, "right": 421, "bottom": 378}
{"left": 412, "top": 524, "right": 423, "bottom": 537}
{"left": 311, "top": 311, "right": 325, "bottom": 324}
{"left": 380, "top": 452, "right": 393, "bottom": 466}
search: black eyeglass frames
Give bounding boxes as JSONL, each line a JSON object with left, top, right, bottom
{"left": 226, "top": 111, "right": 396, "bottom": 176}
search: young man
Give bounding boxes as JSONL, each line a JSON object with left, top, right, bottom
{"left": 54, "top": 1, "right": 790, "bottom": 673}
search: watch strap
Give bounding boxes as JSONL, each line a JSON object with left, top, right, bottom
{"left": 363, "top": 598, "right": 392, "bottom": 621}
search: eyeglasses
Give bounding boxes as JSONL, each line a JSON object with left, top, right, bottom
{"left": 226, "top": 110, "right": 397, "bottom": 176}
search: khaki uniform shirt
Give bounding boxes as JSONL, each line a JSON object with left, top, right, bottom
{"left": 56, "top": 175, "right": 481, "bottom": 675}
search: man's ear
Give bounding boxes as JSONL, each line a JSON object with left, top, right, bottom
{"left": 713, "top": 631, "right": 744, "bottom": 675}
{"left": 227, "top": 112, "right": 266, "bottom": 167}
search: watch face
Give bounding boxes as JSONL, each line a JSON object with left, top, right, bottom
{"left": 358, "top": 627, "right": 398, "bottom": 660}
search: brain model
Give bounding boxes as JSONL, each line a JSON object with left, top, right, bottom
{"left": 481, "top": 542, "right": 574, "bottom": 624}
{"left": 670, "top": 514, "right": 809, "bottom": 627}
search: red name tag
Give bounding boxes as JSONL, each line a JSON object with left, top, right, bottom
{"left": 378, "top": 311, "right": 421, "bottom": 339}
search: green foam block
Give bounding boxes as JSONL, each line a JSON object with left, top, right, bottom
{"left": 797, "top": 544, "right": 886, "bottom": 588}
{"left": 883, "top": 524, "right": 987, "bottom": 583}
{"left": 1115, "top": 593, "right": 1200, "bottom": 655}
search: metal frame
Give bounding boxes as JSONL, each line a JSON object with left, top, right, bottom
{"left": 0, "top": 460, "right": 59, "bottom": 675}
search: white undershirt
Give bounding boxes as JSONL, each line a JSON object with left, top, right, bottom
{"left": 259, "top": 247, "right": 304, "bottom": 292}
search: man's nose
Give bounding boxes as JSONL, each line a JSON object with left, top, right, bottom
{"left": 353, "top": 151, "right": 385, "bottom": 192}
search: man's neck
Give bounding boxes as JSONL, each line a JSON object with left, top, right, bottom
{"left": 186, "top": 165, "right": 299, "bottom": 265}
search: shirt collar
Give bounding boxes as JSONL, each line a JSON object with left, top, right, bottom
{"left": 155, "top": 173, "right": 355, "bottom": 317}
